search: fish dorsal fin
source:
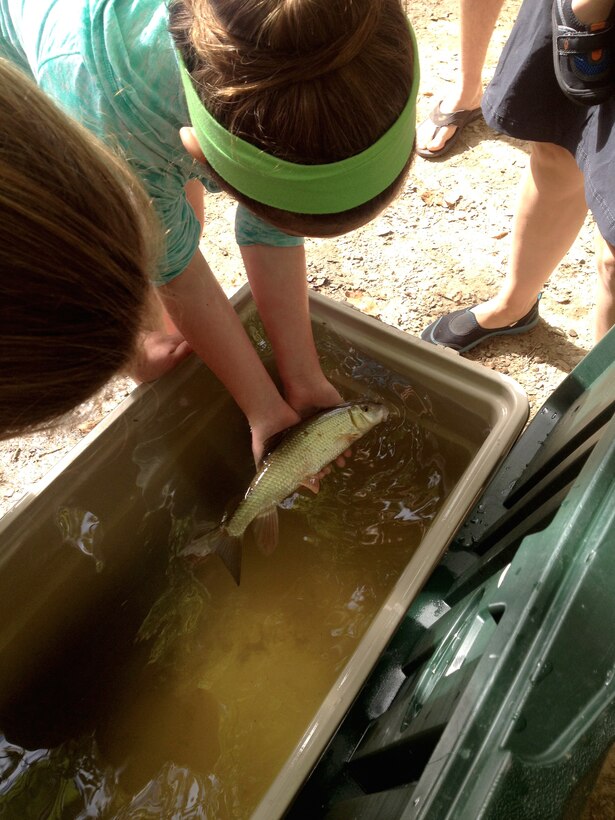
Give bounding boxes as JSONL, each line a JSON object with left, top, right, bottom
{"left": 250, "top": 505, "right": 279, "bottom": 555}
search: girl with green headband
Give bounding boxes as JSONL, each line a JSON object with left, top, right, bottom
{"left": 0, "top": 0, "right": 417, "bottom": 465}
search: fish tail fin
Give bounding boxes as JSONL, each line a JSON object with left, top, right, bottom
{"left": 181, "top": 527, "right": 242, "bottom": 586}
{"left": 250, "top": 505, "right": 279, "bottom": 556}
{"left": 213, "top": 530, "right": 242, "bottom": 585}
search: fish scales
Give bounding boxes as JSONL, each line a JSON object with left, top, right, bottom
{"left": 226, "top": 408, "right": 369, "bottom": 537}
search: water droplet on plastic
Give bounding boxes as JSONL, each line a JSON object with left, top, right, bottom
{"left": 512, "top": 712, "right": 527, "bottom": 733}
{"left": 530, "top": 659, "right": 553, "bottom": 684}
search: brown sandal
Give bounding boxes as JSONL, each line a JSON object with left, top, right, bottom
{"left": 416, "top": 101, "right": 483, "bottom": 159}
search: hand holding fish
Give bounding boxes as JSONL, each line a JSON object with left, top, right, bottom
{"left": 183, "top": 401, "right": 389, "bottom": 584}
{"left": 249, "top": 379, "right": 345, "bottom": 469}
{"left": 250, "top": 406, "right": 303, "bottom": 469}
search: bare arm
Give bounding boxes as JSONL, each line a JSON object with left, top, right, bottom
{"left": 241, "top": 243, "right": 348, "bottom": 474}
{"left": 160, "top": 246, "right": 301, "bottom": 463}
{"left": 240, "top": 243, "right": 343, "bottom": 415}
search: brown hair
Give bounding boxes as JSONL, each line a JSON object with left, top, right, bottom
{"left": 169, "top": 0, "right": 415, "bottom": 235}
{"left": 0, "top": 59, "right": 156, "bottom": 440}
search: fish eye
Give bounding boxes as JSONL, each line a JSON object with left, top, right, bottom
{"left": 360, "top": 403, "right": 369, "bottom": 412}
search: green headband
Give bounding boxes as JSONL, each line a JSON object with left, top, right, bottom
{"left": 178, "top": 23, "right": 419, "bottom": 214}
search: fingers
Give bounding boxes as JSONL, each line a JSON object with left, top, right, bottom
{"left": 335, "top": 447, "right": 352, "bottom": 468}
{"left": 311, "top": 446, "right": 353, "bottom": 482}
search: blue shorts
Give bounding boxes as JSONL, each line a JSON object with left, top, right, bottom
{"left": 482, "top": 0, "right": 615, "bottom": 245}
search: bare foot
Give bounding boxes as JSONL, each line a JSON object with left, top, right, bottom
{"left": 417, "top": 88, "right": 483, "bottom": 155}
{"left": 129, "top": 330, "right": 192, "bottom": 382}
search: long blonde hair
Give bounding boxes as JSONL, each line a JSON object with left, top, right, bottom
{"left": 0, "top": 59, "right": 156, "bottom": 440}
{"left": 169, "top": 0, "right": 415, "bottom": 234}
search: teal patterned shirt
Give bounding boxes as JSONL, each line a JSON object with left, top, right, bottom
{"left": 0, "top": 0, "right": 303, "bottom": 284}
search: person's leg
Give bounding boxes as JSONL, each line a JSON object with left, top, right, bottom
{"left": 472, "top": 142, "right": 588, "bottom": 328}
{"left": 593, "top": 232, "right": 615, "bottom": 340}
{"left": 417, "top": 0, "right": 506, "bottom": 155}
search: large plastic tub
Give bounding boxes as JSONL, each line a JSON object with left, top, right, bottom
{"left": 289, "top": 324, "right": 615, "bottom": 820}
{"left": 0, "top": 287, "right": 528, "bottom": 818}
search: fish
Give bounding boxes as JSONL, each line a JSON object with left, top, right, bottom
{"left": 181, "top": 401, "right": 389, "bottom": 585}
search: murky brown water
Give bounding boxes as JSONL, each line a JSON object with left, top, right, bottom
{"left": 0, "top": 318, "right": 486, "bottom": 818}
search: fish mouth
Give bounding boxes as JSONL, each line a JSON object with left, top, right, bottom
{"left": 372, "top": 406, "right": 390, "bottom": 427}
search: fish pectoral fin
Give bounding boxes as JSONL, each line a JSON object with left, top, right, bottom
{"left": 299, "top": 476, "right": 320, "bottom": 494}
{"left": 251, "top": 506, "right": 279, "bottom": 555}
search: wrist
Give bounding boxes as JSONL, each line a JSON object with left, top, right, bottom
{"left": 283, "top": 377, "right": 343, "bottom": 418}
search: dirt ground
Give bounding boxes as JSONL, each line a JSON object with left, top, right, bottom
{"left": 1, "top": 0, "right": 613, "bottom": 814}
